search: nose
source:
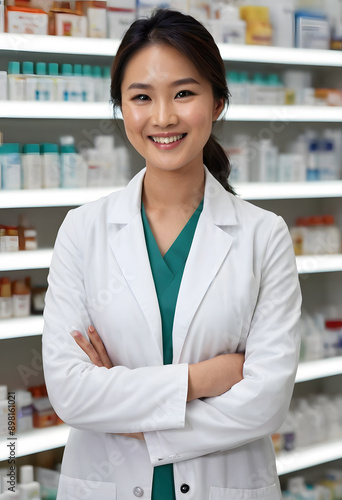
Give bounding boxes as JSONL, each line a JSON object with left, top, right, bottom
{"left": 151, "top": 100, "right": 178, "bottom": 128}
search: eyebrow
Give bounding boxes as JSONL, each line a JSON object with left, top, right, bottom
{"left": 127, "top": 78, "right": 200, "bottom": 91}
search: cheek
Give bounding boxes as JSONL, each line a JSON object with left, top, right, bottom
{"left": 122, "top": 105, "right": 147, "bottom": 137}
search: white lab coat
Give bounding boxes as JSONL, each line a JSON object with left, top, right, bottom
{"left": 42, "top": 166, "right": 301, "bottom": 500}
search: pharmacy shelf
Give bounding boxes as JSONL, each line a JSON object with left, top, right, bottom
{"left": 2, "top": 182, "right": 342, "bottom": 209}
{"left": 1, "top": 250, "right": 341, "bottom": 274}
{"left": 1, "top": 33, "right": 342, "bottom": 67}
{"left": 0, "top": 249, "right": 52, "bottom": 271}
{"left": 0, "top": 33, "right": 120, "bottom": 56}
{"left": 0, "top": 425, "right": 70, "bottom": 461}
{"left": 0, "top": 316, "right": 44, "bottom": 340}
{"left": 235, "top": 181, "right": 342, "bottom": 200}
{"left": 0, "top": 187, "right": 122, "bottom": 208}
{"left": 296, "top": 356, "right": 342, "bottom": 383}
{"left": 218, "top": 43, "right": 342, "bottom": 67}
{"left": 296, "top": 254, "right": 342, "bottom": 274}
{"left": 276, "top": 440, "right": 342, "bottom": 475}
{"left": 226, "top": 105, "right": 342, "bottom": 123}
{"left": 1, "top": 102, "right": 342, "bottom": 122}
{"left": 0, "top": 101, "right": 113, "bottom": 119}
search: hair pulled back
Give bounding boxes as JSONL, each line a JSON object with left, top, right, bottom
{"left": 111, "top": 8, "right": 235, "bottom": 194}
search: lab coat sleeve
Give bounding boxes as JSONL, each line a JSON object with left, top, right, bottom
{"left": 144, "top": 215, "right": 301, "bottom": 465}
{"left": 42, "top": 210, "right": 188, "bottom": 434}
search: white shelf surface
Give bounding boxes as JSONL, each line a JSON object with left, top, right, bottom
{"left": 1, "top": 250, "right": 342, "bottom": 274}
{"left": 0, "top": 101, "right": 114, "bottom": 119}
{"left": 0, "top": 424, "right": 340, "bottom": 469}
{"left": 234, "top": 181, "right": 342, "bottom": 200}
{"left": 276, "top": 440, "right": 342, "bottom": 475}
{"left": 0, "top": 187, "right": 122, "bottom": 208}
{"left": 0, "top": 249, "right": 53, "bottom": 271}
{"left": 296, "top": 356, "right": 342, "bottom": 383}
{"left": 0, "top": 316, "right": 44, "bottom": 340}
{"left": 0, "top": 425, "right": 70, "bottom": 461}
{"left": 1, "top": 102, "right": 341, "bottom": 122}
{"left": 2, "top": 183, "right": 342, "bottom": 209}
{"left": 296, "top": 254, "right": 342, "bottom": 274}
{"left": 1, "top": 34, "right": 342, "bottom": 67}
{"left": 225, "top": 105, "right": 342, "bottom": 123}
{"left": 0, "top": 33, "right": 120, "bottom": 56}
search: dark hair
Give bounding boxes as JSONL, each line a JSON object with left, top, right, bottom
{"left": 110, "top": 8, "right": 235, "bottom": 194}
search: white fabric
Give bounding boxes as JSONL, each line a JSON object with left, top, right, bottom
{"left": 43, "top": 166, "right": 301, "bottom": 500}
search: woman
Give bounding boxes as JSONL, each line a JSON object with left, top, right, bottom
{"left": 43, "top": 9, "right": 301, "bottom": 500}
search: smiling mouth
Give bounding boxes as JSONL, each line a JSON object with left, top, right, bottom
{"left": 149, "top": 133, "right": 187, "bottom": 144}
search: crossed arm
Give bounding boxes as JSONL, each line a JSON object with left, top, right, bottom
{"left": 70, "top": 325, "right": 245, "bottom": 439}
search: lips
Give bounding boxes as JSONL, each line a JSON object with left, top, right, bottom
{"left": 149, "top": 133, "right": 187, "bottom": 144}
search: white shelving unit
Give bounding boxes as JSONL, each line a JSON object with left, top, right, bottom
{"left": 1, "top": 34, "right": 341, "bottom": 477}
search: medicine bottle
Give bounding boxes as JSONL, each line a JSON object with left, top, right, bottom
{"left": 11, "top": 280, "right": 31, "bottom": 318}
{"left": 0, "top": 385, "right": 8, "bottom": 437}
{"left": 0, "top": 278, "right": 12, "bottom": 319}
{"left": 18, "top": 466, "right": 40, "bottom": 500}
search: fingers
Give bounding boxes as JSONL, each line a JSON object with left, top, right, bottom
{"left": 118, "top": 433, "right": 145, "bottom": 440}
{"left": 87, "top": 325, "right": 113, "bottom": 369}
{"left": 70, "top": 330, "right": 105, "bottom": 367}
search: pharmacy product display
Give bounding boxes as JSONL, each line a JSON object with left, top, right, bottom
{"left": 272, "top": 392, "right": 342, "bottom": 454}
{"left": 5, "top": 61, "right": 111, "bottom": 102}
{"left": 225, "top": 129, "right": 342, "bottom": 183}
{"left": 290, "top": 214, "right": 342, "bottom": 255}
{"left": 0, "top": 384, "right": 62, "bottom": 439}
{"left": 226, "top": 70, "right": 342, "bottom": 107}
{"left": 0, "top": 276, "right": 46, "bottom": 319}
{"left": 1, "top": 0, "right": 342, "bottom": 50}
{"left": 282, "top": 470, "right": 342, "bottom": 500}
{"left": 300, "top": 309, "right": 342, "bottom": 361}
{"left": 0, "top": 135, "right": 130, "bottom": 189}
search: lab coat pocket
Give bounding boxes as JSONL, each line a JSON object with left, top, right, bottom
{"left": 57, "top": 473, "right": 117, "bottom": 500}
{"left": 209, "top": 483, "right": 280, "bottom": 500}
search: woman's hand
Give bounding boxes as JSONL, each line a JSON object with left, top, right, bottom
{"left": 187, "top": 353, "right": 244, "bottom": 402}
{"left": 70, "top": 326, "right": 144, "bottom": 440}
{"left": 70, "top": 326, "right": 113, "bottom": 369}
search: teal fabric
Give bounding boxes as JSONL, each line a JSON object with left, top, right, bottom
{"left": 141, "top": 199, "right": 203, "bottom": 500}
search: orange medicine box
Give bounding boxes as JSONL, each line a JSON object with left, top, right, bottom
{"left": 6, "top": 6, "right": 48, "bottom": 34}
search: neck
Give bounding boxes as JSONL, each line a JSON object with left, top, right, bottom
{"left": 142, "top": 164, "right": 205, "bottom": 212}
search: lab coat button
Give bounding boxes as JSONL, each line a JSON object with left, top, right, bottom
{"left": 180, "top": 484, "right": 190, "bottom": 494}
{"left": 133, "top": 486, "right": 144, "bottom": 497}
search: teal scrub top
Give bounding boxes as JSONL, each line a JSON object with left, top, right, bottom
{"left": 141, "top": 199, "right": 204, "bottom": 500}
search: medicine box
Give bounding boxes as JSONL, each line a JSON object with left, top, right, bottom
{"left": 6, "top": 6, "right": 48, "bottom": 35}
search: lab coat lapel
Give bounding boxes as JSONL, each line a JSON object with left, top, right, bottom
{"left": 107, "top": 169, "right": 163, "bottom": 359}
{"left": 172, "top": 168, "right": 238, "bottom": 364}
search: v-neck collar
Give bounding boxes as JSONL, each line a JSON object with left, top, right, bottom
{"left": 141, "top": 199, "right": 203, "bottom": 278}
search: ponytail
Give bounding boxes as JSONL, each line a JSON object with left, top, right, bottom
{"left": 204, "top": 135, "right": 236, "bottom": 195}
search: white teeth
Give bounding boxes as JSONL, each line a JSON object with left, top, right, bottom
{"left": 151, "top": 134, "right": 184, "bottom": 144}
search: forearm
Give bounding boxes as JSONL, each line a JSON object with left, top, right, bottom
{"left": 187, "top": 353, "right": 244, "bottom": 402}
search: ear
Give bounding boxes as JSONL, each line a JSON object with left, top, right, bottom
{"left": 213, "top": 97, "right": 225, "bottom": 122}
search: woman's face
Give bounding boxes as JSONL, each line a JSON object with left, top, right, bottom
{"left": 121, "top": 44, "right": 224, "bottom": 175}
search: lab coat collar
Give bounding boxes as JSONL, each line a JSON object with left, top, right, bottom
{"left": 107, "top": 165, "right": 238, "bottom": 227}
{"left": 107, "top": 165, "right": 237, "bottom": 361}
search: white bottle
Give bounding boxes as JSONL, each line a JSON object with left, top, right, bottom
{"left": 226, "top": 135, "right": 250, "bottom": 183}
{"left": 257, "top": 139, "right": 278, "bottom": 182}
{"left": 0, "top": 144, "right": 21, "bottom": 190}
{"left": 323, "top": 215, "right": 341, "bottom": 254}
{"left": 21, "top": 144, "right": 42, "bottom": 189}
{"left": 82, "top": 65, "right": 95, "bottom": 102}
{"left": 60, "top": 136, "right": 87, "bottom": 188}
{"left": 94, "top": 135, "right": 115, "bottom": 185}
{"left": 15, "top": 390, "right": 33, "bottom": 433}
{"left": 47, "top": 63, "right": 60, "bottom": 102}
{"left": 0, "top": 385, "right": 8, "bottom": 437}
{"left": 84, "top": 148, "right": 104, "bottom": 187}
{"left": 0, "top": 0, "right": 4, "bottom": 33}
{"left": 320, "top": 138, "right": 338, "bottom": 181}
{"left": 22, "top": 62, "right": 37, "bottom": 102}
{"left": 18, "top": 466, "right": 40, "bottom": 500}
{"left": 40, "top": 144, "right": 60, "bottom": 188}
{"left": 7, "top": 62, "right": 25, "bottom": 101}
{"left": 102, "top": 66, "right": 111, "bottom": 103}
{"left": 0, "top": 71, "right": 7, "bottom": 100}
{"left": 35, "top": 63, "right": 51, "bottom": 102}
{"left": 220, "top": 4, "right": 246, "bottom": 45}
{"left": 0, "top": 475, "right": 20, "bottom": 499}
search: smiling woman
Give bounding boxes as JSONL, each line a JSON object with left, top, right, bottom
{"left": 43, "top": 8, "right": 301, "bottom": 500}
